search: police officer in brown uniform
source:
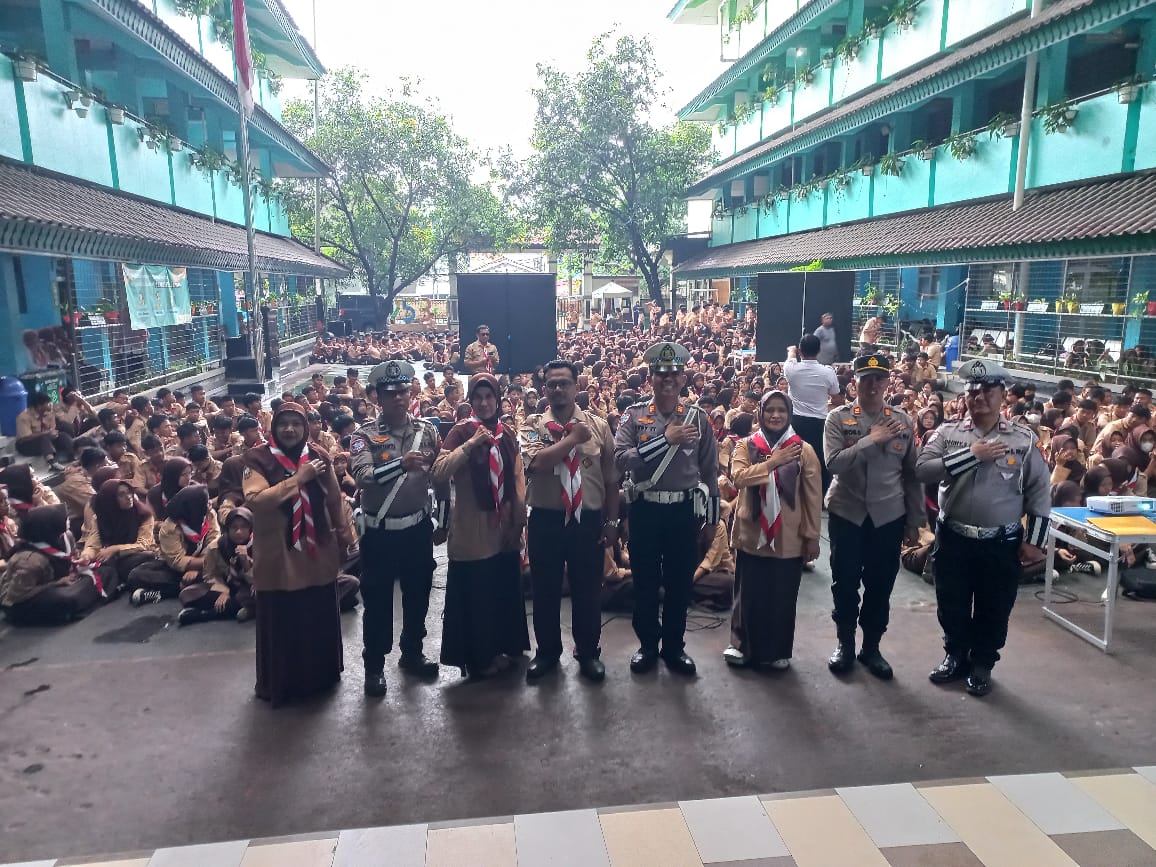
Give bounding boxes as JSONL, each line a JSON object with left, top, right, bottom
{"left": 520, "top": 359, "right": 620, "bottom": 683}
{"left": 349, "top": 360, "right": 450, "bottom": 697}
{"left": 614, "top": 341, "right": 720, "bottom": 675}
{"left": 824, "top": 353, "right": 925, "bottom": 679}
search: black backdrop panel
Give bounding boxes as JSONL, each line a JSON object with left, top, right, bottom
{"left": 755, "top": 273, "right": 805, "bottom": 363}
{"left": 755, "top": 271, "right": 856, "bottom": 363}
{"left": 457, "top": 273, "right": 557, "bottom": 374}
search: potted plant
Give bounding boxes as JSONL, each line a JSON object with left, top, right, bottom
{"left": 1111, "top": 301, "right": 1127, "bottom": 315}
{"left": 854, "top": 154, "right": 876, "bottom": 176}
{"left": 108, "top": 105, "right": 125, "bottom": 125}
{"left": 1114, "top": 75, "right": 1145, "bottom": 104}
{"left": 1063, "top": 293, "right": 1079, "bottom": 314}
{"left": 836, "top": 34, "right": 863, "bottom": 63}
{"left": 821, "top": 52, "right": 835, "bottom": 69}
{"left": 946, "top": 130, "right": 978, "bottom": 161}
{"left": 888, "top": 0, "right": 921, "bottom": 29}
{"left": 763, "top": 85, "right": 780, "bottom": 106}
{"left": 795, "top": 66, "right": 816, "bottom": 88}
{"left": 1130, "top": 291, "right": 1149, "bottom": 317}
{"left": 1041, "top": 100, "right": 1078, "bottom": 134}
{"left": 863, "top": 283, "right": 881, "bottom": 306}
{"left": 878, "top": 152, "right": 904, "bottom": 177}
{"left": 998, "top": 290, "right": 1013, "bottom": 310}
{"left": 986, "top": 112, "right": 1019, "bottom": 140}
{"left": 12, "top": 52, "right": 41, "bottom": 82}
{"left": 168, "top": 134, "right": 183, "bottom": 153}
{"left": 1012, "top": 296, "right": 1026, "bottom": 311}
{"left": 910, "top": 139, "right": 936, "bottom": 160}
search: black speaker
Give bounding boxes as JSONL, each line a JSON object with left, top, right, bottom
{"left": 457, "top": 273, "right": 557, "bottom": 373}
{"left": 755, "top": 271, "right": 855, "bottom": 363}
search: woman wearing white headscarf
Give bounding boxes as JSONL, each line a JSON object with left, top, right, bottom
{"left": 724, "top": 391, "right": 821, "bottom": 670}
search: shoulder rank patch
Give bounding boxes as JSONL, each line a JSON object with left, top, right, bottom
{"left": 350, "top": 438, "right": 367, "bottom": 454}
{"left": 372, "top": 436, "right": 390, "bottom": 444}
{"left": 852, "top": 405, "right": 861, "bottom": 416}
{"left": 843, "top": 418, "right": 858, "bottom": 426}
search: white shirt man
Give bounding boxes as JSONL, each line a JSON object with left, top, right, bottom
{"left": 786, "top": 334, "right": 843, "bottom": 493}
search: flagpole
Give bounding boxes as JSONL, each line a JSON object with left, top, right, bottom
{"left": 232, "top": 0, "right": 265, "bottom": 385}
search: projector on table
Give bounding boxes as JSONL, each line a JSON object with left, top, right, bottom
{"left": 1086, "top": 496, "right": 1156, "bottom": 515}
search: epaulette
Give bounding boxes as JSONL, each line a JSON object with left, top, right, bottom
{"left": 1010, "top": 421, "right": 1038, "bottom": 442}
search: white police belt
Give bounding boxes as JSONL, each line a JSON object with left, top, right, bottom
{"left": 359, "top": 507, "right": 428, "bottom": 532}
{"left": 639, "top": 489, "right": 692, "bottom": 505}
{"left": 942, "top": 519, "right": 1021, "bottom": 540}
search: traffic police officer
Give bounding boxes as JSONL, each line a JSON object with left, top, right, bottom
{"left": 916, "top": 359, "right": 1050, "bottom": 697}
{"left": 349, "top": 360, "right": 450, "bottom": 698}
{"left": 614, "top": 341, "right": 720, "bottom": 675}
{"left": 824, "top": 353, "right": 925, "bottom": 680}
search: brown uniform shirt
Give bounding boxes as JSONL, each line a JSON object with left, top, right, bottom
{"left": 464, "top": 340, "right": 500, "bottom": 373}
{"left": 519, "top": 408, "right": 617, "bottom": 512}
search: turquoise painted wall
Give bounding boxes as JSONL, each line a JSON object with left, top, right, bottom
{"left": 23, "top": 73, "right": 113, "bottom": 186}
{"left": 828, "top": 36, "right": 878, "bottom": 109}
{"left": 933, "top": 133, "right": 1013, "bottom": 206}
{"left": 0, "top": 254, "right": 59, "bottom": 375}
{"left": 760, "top": 96, "right": 792, "bottom": 142}
{"left": 171, "top": 150, "right": 216, "bottom": 218}
{"left": 880, "top": 0, "right": 946, "bottom": 81}
{"left": 1136, "top": 86, "right": 1156, "bottom": 171}
{"left": 792, "top": 67, "right": 831, "bottom": 123}
{"left": 788, "top": 190, "right": 825, "bottom": 232}
{"left": 1029, "top": 92, "right": 1130, "bottom": 188}
{"left": 710, "top": 214, "right": 733, "bottom": 247}
{"left": 732, "top": 208, "right": 758, "bottom": 243}
{"left": 735, "top": 111, "right": 761, "bottom": 152}
{"left": 114, "top": 116, "right": 173, "bottom": 201}
{"left": 945, "top": 0, "right": 1029, "bottom": 48}
{"left": 214, "top": 172, "right": 247, "bottom": 225}
{"left": 873, "top": 156, "right": 932, "bottom": 217}
{"left": 826, "top": 173, "right": 872, "bottom": 225}
{"left": 0, "top": 60, "right": 24, "bottom": 160}
{"left": 759, "top": 201, "right": 789, "bottom": 237}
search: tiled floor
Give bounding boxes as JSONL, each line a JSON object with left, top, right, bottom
{"left": 12, "top": 768, "right": 1156, "bottom": 867}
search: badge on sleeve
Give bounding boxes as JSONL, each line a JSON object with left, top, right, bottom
{"left": 350, "top": 438, "right": 368, "bottom": 454}
{"left": 243, "top": 466, "right": 252, "bottom": 479}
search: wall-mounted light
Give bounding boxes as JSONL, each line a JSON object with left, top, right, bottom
{"left": 879, "top": 124, "right": 892, "bottom": 137}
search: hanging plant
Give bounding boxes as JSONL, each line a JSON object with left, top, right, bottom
{"left": 189, "top": 146, "right": 227, "bottom": 177}
{"left": 174, "top": 0, "right": 217, "bottom": 16}
{"left": 12, "top": 51, "right": 44, "bottom": 82}
{"left": 887, "top": 0, "right": 923, "bottom": 29}
{"left": 1040, "top": 100, "right": 1078, "bottom": 134}
{"left": 732, "top": 4, "right": 758, "bottom": 27}
{"left": 878, "top": 152, "right": 904, "bottom": 177}
{"left": 985, "top": 111, "right": 1019, "bottom": 140}
{"left": 910, "top": 139, "right": 936, "bottom": 160}
{"left": 710, "top": 198, "right": 729, "bottom": 220}
{"left": 137, "top": 122, "right": 170, "bottom": 152}
{"left": 762, "top": 85, "right": 781, "bottom": 106}
{"left": 1113, "top": 74, "right": 1146, "bottom": 105}
{"left": 945, "top": 131, "right": 977, "bottom": 161}
{"left": 794, "top": 66, "right": 816, "bottom": 88}
{"left": 853, "top": 153, "right": 877, "bottom": 176}
{"left": 210, "top": 9, "right": 234, "bottom": 47}
{"left": 821, "top": 52, "right": 835, "bottom": 69}
{"left": 836, "top": 34, "right": 863, "bottom": 63}
{"left": 108, "top": 104, "right": 126, "bottom": 125}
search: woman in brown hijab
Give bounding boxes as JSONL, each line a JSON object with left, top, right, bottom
{"left": 433, "top": 373, "right": 530, "bottom": 679}
{"left": 243, "top": 402, "right": 354, "bottom": 706}
{"left": 80, "top": 477, "right": 158, "bottom": 599}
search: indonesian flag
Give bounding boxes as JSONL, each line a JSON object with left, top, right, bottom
{"left": 232, "top": 0, "right": 254, "bottom": 120}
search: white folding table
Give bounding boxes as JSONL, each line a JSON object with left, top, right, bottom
{"left": 1043, "top": 506, "right": 1156, "bottom": 653}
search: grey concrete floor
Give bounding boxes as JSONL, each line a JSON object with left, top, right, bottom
{"left": 2, "top": 533, "right": 1155, "bottom": 863}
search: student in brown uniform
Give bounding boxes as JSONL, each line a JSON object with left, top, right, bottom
{"left": 1, "top": 505, "right": 100, "bottom": 624}
{"left": 80, "top": 478, "right": 158, "bottom": 600}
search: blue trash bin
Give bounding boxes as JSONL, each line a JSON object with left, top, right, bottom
{"left": 0, "top": 376, "right": 28, "bottom": 437}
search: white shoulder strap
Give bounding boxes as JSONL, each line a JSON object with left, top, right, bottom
{"left": 375, "top": 422, "right": 430, "bottom": 522}
{"left": 634, "top": 404, "right": 699, "bottom": 494}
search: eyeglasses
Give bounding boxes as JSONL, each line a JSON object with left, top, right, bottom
{"left": 544, "top": 380, "right": 573, "bottom": 389}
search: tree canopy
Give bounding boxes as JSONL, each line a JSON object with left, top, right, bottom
{"left": 281, "top": 70, "right": 508, "bottom": 301}
{"left": 514, "top": 34, "right": 713, "bottom": 303}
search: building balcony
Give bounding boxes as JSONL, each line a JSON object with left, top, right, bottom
{"left": 1, "top": 57, "right": 290, "bottom": 235}
{"left": 708, "top": 86, "right": 1156, "bottom": 247}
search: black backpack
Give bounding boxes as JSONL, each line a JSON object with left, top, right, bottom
{"left": 1120, "top": 568, "right": 1156, "bottom": 600}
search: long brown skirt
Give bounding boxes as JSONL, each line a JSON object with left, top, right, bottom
{"left": 255, "top": 582, "right": 343, "bottom": 707}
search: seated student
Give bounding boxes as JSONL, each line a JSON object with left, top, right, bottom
{"left": 128, "top": 485, "right": 219, "bottom": 606}
{"left": 54, "top": 446, "right": 108, "bottom": 535}
{"left": 177, "top": 507, "right": 255, "bottom": 626}
{"left": 330, "top": 414, "right": 358, "bottom": 451}
{"left": 0, "top": 464, "right": 60, "bottom": 525}
{"left": 183, "top": 403, "right": 209, "bottom": 443}
{"left": 236, "top": 415, "right": 265, "bottom": 451}
{"left": 103, "top": 430, "right": 149, "bottom": 493}
{"left": 15, "top": 392, "right": 73, "bottom": 471}
{"left": 1050, "top": 434, "right": 1086, "bottom": 487}
{"left": 174, "top": 422, "right": 202, "bottom": 458}
{"left": 188, "top": 444, "right": 222, "bottom": 499}
{"left": 209, "top": 415, "right": 243, "bottom": 461}
{"left": 1051, "top": 481, "right": 1101, "bottom": 577}
{"left": 331, "top": 451, "right": 358, "bottom": 498}
{"left": 215, "top": 455, "right": 247, "bottom": 524}
{"left": 0, "top": 486, "right": 19, "bottom": 570}
{"left": 140, "top": 434, "right": 167, "bottom": 490}
{"left": 147, "top": 457, "right": 192, "bottom": 522}
{"left": 81, "top": 478, "right": 159, "bottom": 599}
{"left": 692, "top": 499, "right": 735, "bottom": 611}
{"left": 1, "top": 505, "right": 100, "bottom": 625}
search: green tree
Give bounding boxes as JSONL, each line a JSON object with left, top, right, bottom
{"left": 515, "top": 34, "right": 712, "bottom": 304}
{"left": 281, "top": 70, "right": 506, "bottom": 302}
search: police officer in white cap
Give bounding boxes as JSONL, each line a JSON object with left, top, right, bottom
{"left": 614, "top": 341, "right": 720, "bottom": 676}
{"left": 350, "top": 360, "right": 449, "bottom": 698}
{"left": 916, "top": 358, "right": 1050, "bottom": 697}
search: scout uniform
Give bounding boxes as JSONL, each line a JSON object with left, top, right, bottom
{"left": 464, "top": 339, "right": 500, "bottom": 373}
{"left": 916, "top": 359, "right": 1050, "bottom": 696}
{"left": 823, "top": 354, "right": 925, "bottom": 678}
{"left": 349, "top": 360, "right": 448, "bottom": 694}
{"left": 613, "top": 341, "right": 720, "bottom": 674}
{"left": 520, "top": 403, "right": 618, "bottom": 674}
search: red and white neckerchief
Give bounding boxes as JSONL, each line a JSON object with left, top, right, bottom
{"left": 8, "top": 496, "right": 31, "bottom": 515}
{"left": 30, "top": 534, "right": 104, "bottom": 595}
{"left": 748, "top": 426, "right": 802, "bottom": 551}
{"left": 545, "top": 417, "right": 582, "bottom": 525}
{"left": 269, "top": 442, "right": 318, "bottom": 556}
{"left": 179, "top": 513, "right": 213, "bottom": 556}
{"left": 469, "top": 417, "right": 505, "bottom": 509}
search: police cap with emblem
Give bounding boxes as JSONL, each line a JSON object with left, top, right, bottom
{"left": 643, "top": 341, "right": 690, "bottom": 373}
{"left": 852, "top": 353, "right": 891, "bottom": 378}
{"left": 956, "top": 358, "right": 1009, "bottom": 391}
{"left": 368, "top": 359, "right": 415, "bottom": 392}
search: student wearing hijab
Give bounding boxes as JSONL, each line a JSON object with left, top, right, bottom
{"left": 215, "top": 454, "right": 248, "bottom": 524}
{"left": 126, "top": 484, "right": 218, "bottom": 606}
{"left": 1049, "top": 434, "right": 1086, "bottom": 487}
{"left": 177, "top": 507, "right": 256, "bottom": 626}
{"left": 433, "top": 372, "right": 530, "bottom": 679}
{"left": 0, "top": 487, "right": 20, "bottom": 570}
{"left": 147, "top": 457, "right": 193, "bottom": 522}
{"left": 1, "top": 504, "right": 100, "bottom": 624}
{"left": 80, "top": 478, "right": 158, "bottom": 599}
{"left": 243, "top": 403, "right": 354, "bottom": 706}
{"left": 723, "top": 391, "right": 822, "bottom": 670}
{"left": 0, "top": 464, "right": 61, "bottom": 525}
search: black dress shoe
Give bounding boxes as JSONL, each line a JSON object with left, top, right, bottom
{"left": 398, "top": 654, "right": 439, "bottom": 678}
{"left": 577, "top": 657, "right": 606, "bottom": 682}
{"left": 929, "top": 654, "right": 970, "bottom": 684}
{"left": 364, "top": 672, "right": 387, "bottom": 697}
{"left": 629, "top": 648, "right": 659, "bottom": 673}
{"left": 525, "top": 655, "right": 560, "bottom": 681}
{"left": 661, "top": 651, "right": 697, "bottom": 676}
{"left": 966, "top": 667, "right": 993, "bottom": 697}
{"left": 828, "top": 642, "right": 855, "bottom": 674}
{"left": 857, "top": 646, "right": 894, "bottom": 680}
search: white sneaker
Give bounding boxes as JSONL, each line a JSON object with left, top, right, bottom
{"left": 723, "top": 646, "right": 747, "bottom": 667}
{"left": 1070, "top": 561, "right": 1101, "bottom": 576}
{"left": 130, "top": 588, "right": 162, "bottom": 606}
{"left": 769, "top": 658, "right": 791, "bottom": 670}
{"left": 1145, "top": 549, "right": 1156, "bottom": 570}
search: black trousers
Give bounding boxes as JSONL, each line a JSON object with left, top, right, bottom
{"left": 932, "top": 524, "right": 1021, "bottom": 669}
{"left": 359, "top": 517, "right": 435, "bottom": 673}
{"left": 527, "top": 507, "right": 603, "bottom": 660}
{"left": 828, "top": 512, "right": 904, "bottom": 644}
{"left": 16, "top": 431, "right": 73, "bottom": 461}
{"left": 793, "top": 414, "right": 830, "bottom": 494}
{"left": 628, "top": 499, "right": 698, "bottom": 655}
